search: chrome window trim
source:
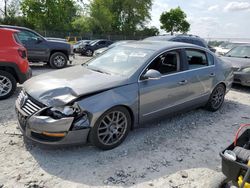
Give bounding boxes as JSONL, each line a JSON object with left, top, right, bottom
{"left": 138, "top": 46, "right": 216, "bottom": 83}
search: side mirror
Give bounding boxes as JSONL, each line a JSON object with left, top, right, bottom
{"left": 141, "top": 69, "right": 161, "bottom": 80}
{"left": 36, "top": 38, "right": 43, "bottom": 43}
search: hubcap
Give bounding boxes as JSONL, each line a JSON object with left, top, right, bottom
{"left": 54, "top": 55, "right": 66, "bottom": 67}
{"left": 211, "top": 87, "right": 224, "bottom": 109}
{"left": 97, "top": 111, "right": 128, "bottom": 146}
{"left": 86, "top": 50, "right": 92, "bottom": 56}
{"left": 0, "top": 75, "right": 12, "bottom": 97}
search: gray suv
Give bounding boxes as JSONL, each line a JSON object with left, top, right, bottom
{"left": 0, "top": 25, "right": 74, "bottom": 69}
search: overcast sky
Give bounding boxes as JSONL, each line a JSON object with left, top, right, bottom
{"left": 1, "top": 0, "right": 249, "bottom": 38}
{"left": 151, "top": 0, "right": 250, "bottom": 38}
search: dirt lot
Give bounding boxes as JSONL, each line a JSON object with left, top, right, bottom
{"left": 1, "top": 55, "right": 250, "bottom": 188}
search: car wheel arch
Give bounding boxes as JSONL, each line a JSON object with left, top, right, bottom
{"left": 50, "top": 50, "right": 68, "bottom": 60}
{"left": 86, "top": 104, "right": 135, "bottom": 143}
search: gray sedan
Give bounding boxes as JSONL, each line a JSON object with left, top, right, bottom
{"left": 15, "top": 41, "right": 233, "bottom": 150}
{"left": 221, "top": 45, "right": 250, "bottom": 86}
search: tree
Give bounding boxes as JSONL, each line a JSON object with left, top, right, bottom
{"left": 89, "top": 0, "right": 152, "bottom": 35}
{"left": 160, "top": 7, "right": 190, "bottom": 35}
{"left": 21, "top": 0, "right": 77, "bottom": 31}
{"left": 136, "top": 26, "right": 159, "bottom": 36}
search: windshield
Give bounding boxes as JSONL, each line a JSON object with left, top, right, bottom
{"left": 89, "top": 40, "right": 98, "bottom": 46}
{"left": 83, "top": 46, "right": 154, "bottom": 76}
{"left": 226, "top": 46, "right": 250, "bottom": 58}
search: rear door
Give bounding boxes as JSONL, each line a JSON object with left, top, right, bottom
{"left": 17, "top": 30, "right": 48, "bottom": 62}
{"left": 183, "top": 48, "right": 216, "bottom": 101}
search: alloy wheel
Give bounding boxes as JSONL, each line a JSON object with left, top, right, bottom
{"left": 97, "top": 111, "right": 128, "bottom": 146}
{"left": 211, "top": 86, "right": 225, "bottom": 109}
{"left": 53, "top": 55, "right": 66, "bottom": 68}
{"left": 0, "top": 75, "right": 12, "bottom": 97}
{"left": 86, "top": 50, "right": 93, "bottom": 56}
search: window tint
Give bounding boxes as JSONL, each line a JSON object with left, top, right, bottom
{"left": 17, "top": 30, "right": 40, "bottom": 43}
{"left": 148, "top": 51, "right": 180, "bottom": 75}
{"left": 98, "top": 41, "right": 106, "bottom": 45}
{"left": 186, "top": 49, "right": 208, "bottom": 69}
{"left": 207, "top": 53, "right": 214, "bottom": 65}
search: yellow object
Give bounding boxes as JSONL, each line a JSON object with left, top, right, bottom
{"left": 238, "top": 160, "right": 250, "bottom": 188}
{"left": 238, "top": 176, "right": 250, "bottom": 188}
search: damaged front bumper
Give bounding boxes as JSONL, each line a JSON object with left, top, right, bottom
{"left": 15, "top": 100, "right": 90, "bottom": 145}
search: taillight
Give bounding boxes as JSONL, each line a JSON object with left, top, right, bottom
{"left": 18, "top": 49, "right": 27, "bottom": 59}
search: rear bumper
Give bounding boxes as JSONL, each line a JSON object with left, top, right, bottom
{"left": 15, "top": 101, "right": 90, "bottom": 146}
{"left": 18, "top": 67, "right": 32, "bottom": 84}
{"left": 233, "top": 72, "right": 250, "bottom": 86}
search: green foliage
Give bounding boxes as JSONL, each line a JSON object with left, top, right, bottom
{"left": 72, "top": 16, "right": 92, "bottom": 33}
{"left": 160, "top": 7, "right": 190, "bottom": 35}
{"left": 137, "top": 26, "right": 159, "bottom": 36}
{"left": 89, "top": 0, "right": 152, "bottom": 35}
{"left": 20, "top": 0, "right": 77, "bottom": 31}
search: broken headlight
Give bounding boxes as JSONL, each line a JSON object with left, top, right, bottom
{"left": 46, "top": 103, "right": 90, "bottom": 130}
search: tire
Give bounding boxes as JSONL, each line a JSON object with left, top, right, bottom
{"left": 205, "top": 84, "right": 226, "bottom": 112}
{"left": 0, "top": 70, "right": 17, "bottom": 100}
{"left": 89, "top": 106, "right": 131, "bottom": 150}
{"left": 49, "top": 52, "right": 68, "bottom": 69}
{"left": 85, "top": 49, "right": 93, "bottom": 57}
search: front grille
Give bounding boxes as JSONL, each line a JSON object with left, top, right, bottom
{"left": 17, "top": 90, "right": 44, "bottom": 116}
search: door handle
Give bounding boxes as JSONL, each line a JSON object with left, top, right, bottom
{"left": 179, "top": 80, "right": 188, "bottom": 85}
{"left": 210, "top": 73, "right": 216, "bottom": 77}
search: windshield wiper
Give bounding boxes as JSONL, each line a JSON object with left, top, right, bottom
{"left": 89, "top": 67, "right": 111, "bottom": 75}
{"left": 244, "top": 56, "right": 250, "bottom": 59}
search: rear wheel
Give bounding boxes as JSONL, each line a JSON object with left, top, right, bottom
{"left": 85, "top": 49, "right": 93, "bottom": 57}
{"left": 89, "top": 106, "right": 131, "bottom": 150}
{"left": 205, "top": 84, "right": 226, "bottom": 112}
{"left": 49, "top": 52, "right": 67, "bottom": 69}
{"left": 0, "top": 70, "right": 16, "bottom": 100}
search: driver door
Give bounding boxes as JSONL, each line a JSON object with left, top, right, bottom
{"left": 17, "top": 30, "right": 48, "bottom": 62}
{"left": 139, "top": 50, "right": 192, "bottom": 123}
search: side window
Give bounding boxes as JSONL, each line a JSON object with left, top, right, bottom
{"left": 98, "top": 41, "right": 106, "bottom": 45}
{"left": 186, "top": 49, "right": 208, "bottom": 70}
{"left": 148, "top": 51, "right": 180, "bottom": 75}
{"left": 17, "top": 30, "right": 40, "bottom": 43}
{"left": 207, "top": 53, "right": 214, "bottom": 65}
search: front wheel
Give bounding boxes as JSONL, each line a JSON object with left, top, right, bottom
{"left": 205, "top": 84, "right": 226, "bottom": 112}
{"left": 85, "top": 49, "right": 93, "bottom": 57}
{"left": 89, "top": 106, "right": 131, "bottom": 150}
{"left": 0, "top": 70, "right": 16, "bottom": 100}
{"left": 49, "top": 52, "right": 67, "bottom": 69}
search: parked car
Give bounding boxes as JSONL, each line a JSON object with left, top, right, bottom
{"left": 73, "top": 40, "right": 91, "bottom": 53}
{"left": 221, "top": 45, "right": 250, "bottom": 86}
{"left": 93, "top": 40, "right": 135, "bottom": 56}
{"left": 144, "top": 34, "right": 216, "bottom": 52}
{"left": 80, "top": 39, "right": 113, "bottom": 56}
{"left": 15, "top": 41, "right": 233, "bottom": 150}
{"left": 215, "top": 42, "right": 250, "bottom": 56}
{"left": 0, "top": 28, "right": 31, "bottom": 100}
{"left": 0, "top": 25, "right": 74, "bottom": 69}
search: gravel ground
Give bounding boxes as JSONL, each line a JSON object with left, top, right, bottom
{"left": 1, "top": 55, "right": 250, "bottom": 188}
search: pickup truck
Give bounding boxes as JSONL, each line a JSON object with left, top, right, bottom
{"left": 0, "top": 25, "right": 74, "bottom": 69}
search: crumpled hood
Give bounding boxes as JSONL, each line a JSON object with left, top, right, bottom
{"left": 23, "top": 65, "right": 128, "bottom": 107}
{"left": 221, "top": 56, "right": 250, "bottom": 69}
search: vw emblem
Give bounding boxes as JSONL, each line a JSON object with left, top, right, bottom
{"left": 20, "top": 95, "right": 28, "bottom": 108}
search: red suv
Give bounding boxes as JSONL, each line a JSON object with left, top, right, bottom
{"left": 0, "top": 28, "right": 31, "bottom": 99}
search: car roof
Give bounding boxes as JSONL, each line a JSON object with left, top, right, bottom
{"left": 121, "top": 40, "right": 202, "bottom": 51}
{"left": 0, "top": 25, "right": 44, "bottom": 38}
{"left": 0, "top": 28, "right": 19, "bottom": 33}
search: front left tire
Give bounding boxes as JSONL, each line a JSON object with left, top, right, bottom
{"left": 0, "top": 70, "right": 16, "bottom": 100}
{"left": 49, "top": 52, "right": 68, "bottom": 69}
{"left": 89, "top": 106, "right": 131, "bottom": 150}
